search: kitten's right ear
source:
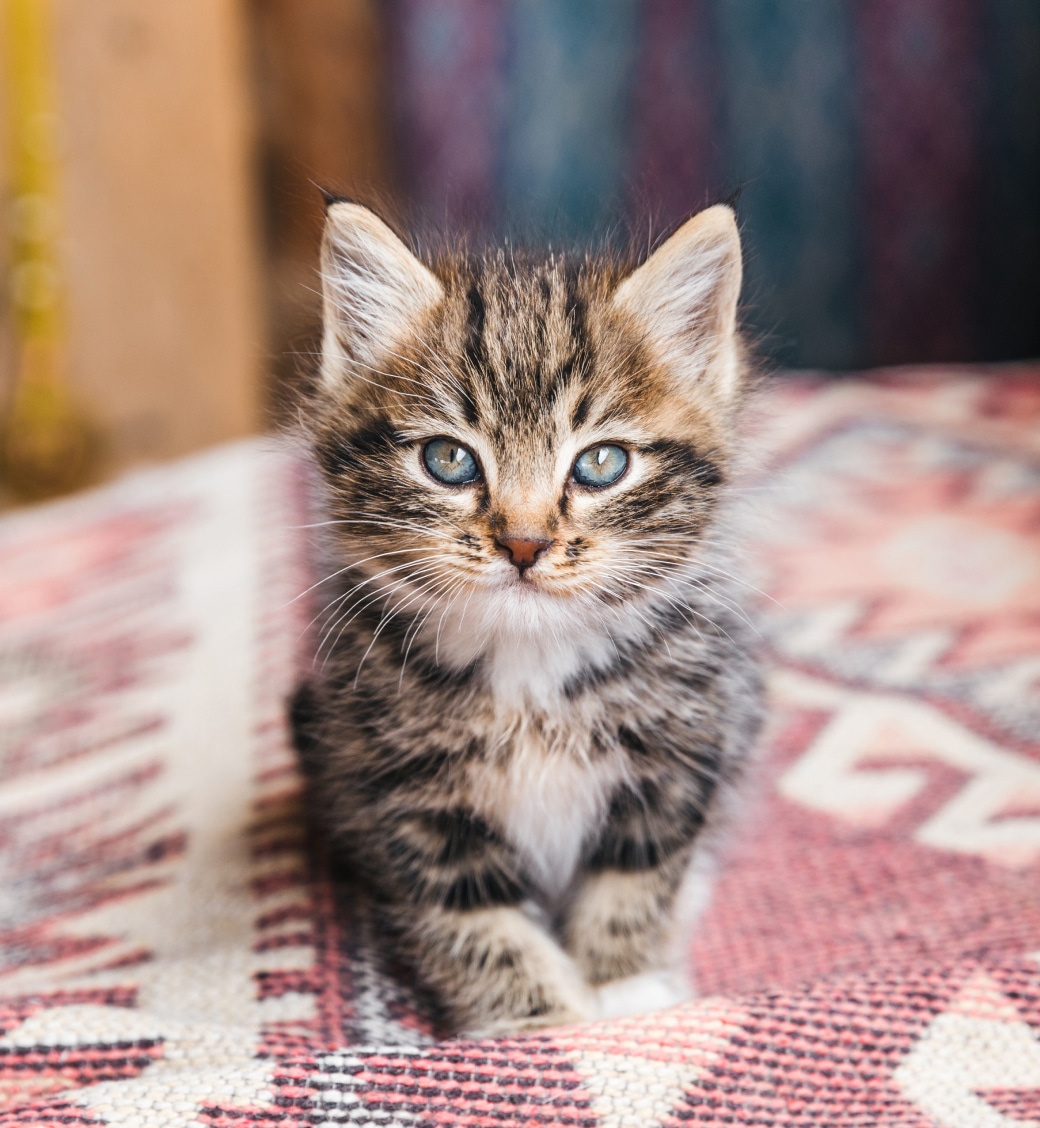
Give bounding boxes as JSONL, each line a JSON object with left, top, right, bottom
{"left": 319, "top": 202, "right": 444, "bottom": 389}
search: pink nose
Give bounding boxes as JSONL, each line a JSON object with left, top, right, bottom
{"left": 496, "top": 537, "right": 552, "bottom": 571}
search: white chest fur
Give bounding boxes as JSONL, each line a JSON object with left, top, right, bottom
{"left": 466, "top": 713, "right": 630, "bottom": 902}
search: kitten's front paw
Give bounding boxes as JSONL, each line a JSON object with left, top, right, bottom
{"left": 426, "top": 906, "right": 598, "bottom": 1039}
{"left": 460, "top": 975, "right": 598, "bottom": 1038}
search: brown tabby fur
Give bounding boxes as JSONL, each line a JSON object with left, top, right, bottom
{"left": 291, "top": 201, "right": 763, "bottom": 1035}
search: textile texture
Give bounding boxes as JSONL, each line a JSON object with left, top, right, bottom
{"left": 1, "top": 366, "right": 1039, "bottom": 1126}
{"left": 386, "top": 0, "right": 1040, "bottom": 369}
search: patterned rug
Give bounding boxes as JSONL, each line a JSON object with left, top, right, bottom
{"left": 1, "top": 366, "right": 1038, "bottom": 1126}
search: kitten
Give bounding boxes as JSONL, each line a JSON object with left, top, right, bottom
{"left": 291, "top": 200, "right": 762, "bottom": 1036}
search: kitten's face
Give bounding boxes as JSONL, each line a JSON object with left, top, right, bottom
{"left": 306, "top": 204, "right": 744, "bottom": 641}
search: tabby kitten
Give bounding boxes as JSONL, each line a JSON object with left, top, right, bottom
{"left": 291, "top": 199, "right": 762, "bottom": 1036}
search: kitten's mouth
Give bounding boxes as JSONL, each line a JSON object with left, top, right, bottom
{"left": 486, "top": 561, "right": 545, "bottom": 593}
{"left": 508, "top": 569, "right": 542, "bottom": 589}
{"left": 500, "top": 565, "right": 571, "bottom": 598}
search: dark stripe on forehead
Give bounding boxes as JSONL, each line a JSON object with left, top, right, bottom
{"left": 570, "top": 387, "right": 594, "bottom": 428}
{"left": 563, "top": 262, "right": 587, "bottom": 338}
{"left": 463, "top": 284, "right": 487, "bottom": 371}
{"left": 563, "top": 264, "right": 601, "bottom": 394}
{"left": 457, "top": 283, "right": 487, "bottom": 424}
{"left": 551, "top": 342, "right": 589, "bottom": 395}
{"left": 548, "top": 277, "right": 596, "bottom": 395}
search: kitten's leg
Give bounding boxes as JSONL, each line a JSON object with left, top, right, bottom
{"left": 563, "top": 776, "right": 706, "bottom": 993}
{"left": 381, "top": 806, "right": 594, "bottom": 1035}
{"left": 564, "top": 868, "right": 685, "bottom": 985}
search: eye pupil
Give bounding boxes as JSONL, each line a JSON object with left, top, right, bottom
{"left": 596, "top": 447, "right": 608, "bottom": 465}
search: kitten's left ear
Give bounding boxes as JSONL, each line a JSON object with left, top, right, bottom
{"left": 612, "top": 205, "right": 743, "bottom": 401}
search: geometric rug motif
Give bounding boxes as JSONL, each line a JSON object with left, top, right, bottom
{"left": 1, "top": 367, "right": 1039, "bottom": 1125}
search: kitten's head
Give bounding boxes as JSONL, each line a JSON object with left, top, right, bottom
{"left": 303, "top": 201, "right": 746, "bottom": 653}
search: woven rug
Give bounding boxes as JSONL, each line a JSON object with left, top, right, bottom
{"left": 1, "top": 366, "right": 1039, "bottom": 1127}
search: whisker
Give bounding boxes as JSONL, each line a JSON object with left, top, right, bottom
{"left": 434, "top": 578, "right": 472, "bottom": 663}
{"left": 593, "top": 575, "right": 673, "bottom": 658}
{"left": 320, "top": 567, "right": 450, "bottom": 672}
{"left": 592, "top": 563, "right": 732, "bottom": 643}
{"left": 287, "top": 545, "right": 435, "bottom": 608}
{"left": 401, "top": 575, "right": 468, "bottom": 685}
{"left": 352, "top": 570, "right": 456, "bottom": 686}
{"left": 310, "top": 556, "right": 452, "bottom": 640}
{"left": 315, "top": 517, "right": 465, "bottom": 546}
{"left": 315, "top": 560, "right": 453, "bottom": 661}
{"left": 612, "top": 559, "right": 760, "bottom": 635}
{"left": 314, "top": 553, "right": 455, "bottom": 616}
{"left": 643, "top": 548, "right": 784, "bottom": 609}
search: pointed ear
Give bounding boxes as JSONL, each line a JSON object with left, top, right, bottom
{"left": 612, "top": 205, "right": 743, "bottom": 400}
{"left": 320, "top": 202, "right": 444, "bottom": 387}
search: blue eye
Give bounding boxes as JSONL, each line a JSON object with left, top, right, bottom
{"left": 423, "top": 438, "right": 481, "bottom": 485}
{"left": 573, "top": 444, "right": 628, "bottom": 488}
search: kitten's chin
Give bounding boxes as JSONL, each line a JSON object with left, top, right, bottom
{"left": 506, "top": 574, "right": 552, "bottom": 596}
{"left": 489, "top": 575, "right": 565, "bottom": 609}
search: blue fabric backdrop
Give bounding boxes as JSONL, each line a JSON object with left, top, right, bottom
{"left": 386, "top": 0, "right": 1040, "bottom": 369}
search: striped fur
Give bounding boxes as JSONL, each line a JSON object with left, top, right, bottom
{"left": 292, "top": 202, "right": 763, "bottom": 1035}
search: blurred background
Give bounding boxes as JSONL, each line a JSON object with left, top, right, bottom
{"left": 1, "top": 0, "right": 1038, "bottom": 501}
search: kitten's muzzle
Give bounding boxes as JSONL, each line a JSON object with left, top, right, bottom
{"left": 495, "top": 537, "right": 553, "bottom": 575}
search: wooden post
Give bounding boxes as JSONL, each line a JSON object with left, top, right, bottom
{"left": 250, "top": 0, "right": 395, "bottom": 393}
{"left": 2, "top": 0, "right": 263, "bottom": 493}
